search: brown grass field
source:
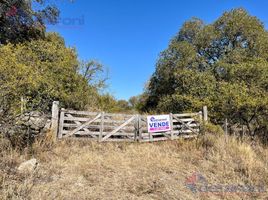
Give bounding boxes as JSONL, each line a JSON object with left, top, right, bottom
{"left": 1, "top": 133, "right": 268, "bottom": 200}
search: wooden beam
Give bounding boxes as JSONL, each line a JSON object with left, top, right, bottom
{"left": 199, "top": 111, "right": 203, "bottom": 122}
{"left": 66, "top": 114, "right": 97, "bottom": 138}
{"left": 63, "top": 114, "right": 97, "bottom": 137}
{"left": 101, "top": 116, "right": 135, "bottom": 141}
{"left": 58, "top": 108, "right": 65, "bottom": 139}
{"left": 64, "top": 110, "right": 99, "bottom": 116}
{"left": 149, "top": 132, "right": 153, "bottom": 142}
{"left": 203, "top": 106, "right": 208, "bottom": 122}
{"left": 172, "top": 112, "right": 200, "bottom": 117}
{"left": 173, "top": 115, "right": 200, "bottom": 135}
{"left": 134, "top": 114, "right": 138, "bottom": 141}
{"left": 170, "top": 113, "right": 174, "bottom": 140}
{"left": 62, "top": 131, "right": 135, "bottom": 136}
{"left": 99, "top": 112, "right": 104, "bottom": 142}
{"left": 138, "top": 115, "right": 142, "bottom": 142}
{"left": 51, "top": 101, "right": 59, "bottom": 140}
{"left": 63, "top": 113, "right": 101, "bottom": 138}
{"left": 64, "top": 116, "right": 127, "bottom": 124}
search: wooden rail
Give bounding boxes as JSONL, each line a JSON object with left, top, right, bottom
{"left": 53, "top": 104, "right": 208, "bottom": 142}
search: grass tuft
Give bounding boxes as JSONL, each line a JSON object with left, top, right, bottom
{"left": 0, "top": 133, "right": 268, "bottom": 200}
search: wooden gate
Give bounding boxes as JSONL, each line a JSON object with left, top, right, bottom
{"left": 58, "top": 109, "right": 139, "bottom": 142}
{"left": 56, "top": 107, "right": 208, "bottom": 142}
{"left": 138, "top": 112, "right": 202, "bottom": 142}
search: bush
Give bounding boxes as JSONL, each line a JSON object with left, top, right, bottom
{"left": 0, "top": 33, "right": 101, "bottom": 118}
{"left": 140, "top": 8, "right": 268, "bottom": 141}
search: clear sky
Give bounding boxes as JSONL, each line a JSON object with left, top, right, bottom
{"left": 47, "top": 0, "right": 268, "bottom": 100}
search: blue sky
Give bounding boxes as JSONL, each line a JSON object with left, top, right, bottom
{"left": 47, "top": 0, "right": 268, "bottom": 100}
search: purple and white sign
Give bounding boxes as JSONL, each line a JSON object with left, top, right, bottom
{"left": 147, "top": 115, "right": 171, "bottom": 133}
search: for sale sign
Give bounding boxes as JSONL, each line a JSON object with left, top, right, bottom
{"left": 147, "top": 115, "right": 171, "bottom": 133}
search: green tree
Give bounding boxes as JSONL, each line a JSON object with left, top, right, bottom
{"left": 129, "top": 96, "right": 139, "bottom": 109}
{"left": 79, "top": 60, "right": 108, "bottom": 90}
{"left": 97, "top": 94, "right": 118, "bottom": 113}
{"left": 0, "top": 33, "right": 101, "bottom": 117}
{"left": 0, "top": 0, "right": 59, "bottom": 44}
{"left": 116, "top": 100, "right": 131, "bottom": 111}
{"left": 141, "top": 8, "right": 268, "bottom": 139}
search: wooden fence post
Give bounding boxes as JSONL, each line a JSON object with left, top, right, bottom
{"left": 199, "top": 111, "right": 203, "bottom": 122}
{"left": 170, "top": 113, "right": 174, "bottom": 140}
{"left": 99, "top": 112, "right": 104, "bottom": 142}
{"left": 149, "top": 132, "right": 153, "bottom": 142}
{"left": 203, "top": 106, "right": 208, "bottom": 123}
{"left": 138, "top": 115, "right": 142, "bottom": 142}
{"left": 58, "top": 108, "right": 65, "bottom": 139}
{"left": 134, "top": 114, "right": 138, "bottom": 141}
{"left": 20, "top": 96, "right": 26, "bottom": 114}
{"left": 224, "top": 118, "right": 228, "bottom": 139}
{"left": 51, "top": 101, "right": 59, "bottom": 140}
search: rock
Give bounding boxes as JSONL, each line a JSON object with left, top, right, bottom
{"left": 18, "top": 158, "right": 38, "bottom": 173}
{"left": 15, "top": 111, "right": 49, "bottom": 135}
{"left": 75, "top": 176, "right": 87, "bottom": 187}
{"left": 29, "top": 117, "right": 47, "bottom": 130}
{"left": 41, "top": 119, "right": 52, "bottom": 134}
{"left": 0, "top": 110, "right": 51, "bottom": 145}
{"left": 28, "top": 111, "right": 42, "bottom": 117}
{"left": 19, "top": 111, "right": 48, "bottom": 130}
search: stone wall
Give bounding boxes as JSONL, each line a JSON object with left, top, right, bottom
{"left": 0, "top": 111, "right": 51, "bottom": 146}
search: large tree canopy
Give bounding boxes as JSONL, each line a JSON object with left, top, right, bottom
{"left": 0, "top": 33, "right": 103, "bottom": 117}
{"left": 0, "top": 0, "right": 59, "bottom": 44}
{"left": 0, "top": 0, "right": 129, "bottom": 118}
{"left": 141, "top": 8, "right": 268, "bottom": 138}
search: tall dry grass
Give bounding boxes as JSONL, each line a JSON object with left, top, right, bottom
{"left": 0, "top": 132, "right": 268, "bottom": 200}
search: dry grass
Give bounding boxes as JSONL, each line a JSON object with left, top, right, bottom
{"left": 1, "top": 134, "right": 268, "bottom": 200}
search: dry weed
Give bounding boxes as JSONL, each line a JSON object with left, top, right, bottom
{"left": 0, "top": 134, "right": 268, "bottom": 200}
